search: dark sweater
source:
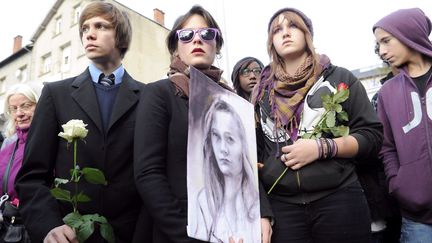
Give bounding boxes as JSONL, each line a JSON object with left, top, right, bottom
{"left": 94, "top": 83, "right": 120, "bottom": 132}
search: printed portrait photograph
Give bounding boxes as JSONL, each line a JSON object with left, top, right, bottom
{"left": 186, "top": 67, "right": 261, "bottom": 243}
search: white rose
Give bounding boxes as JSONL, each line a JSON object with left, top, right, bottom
{"left": 58, "top": 119, "right": 89, "bottom": 142}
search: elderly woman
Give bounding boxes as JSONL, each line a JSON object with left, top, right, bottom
{"left": 0, "top": 83, "right": 39, "bottom": 200}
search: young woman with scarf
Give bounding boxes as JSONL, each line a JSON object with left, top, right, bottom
{"left": 134, "top": 5, "right": 272, "bottom": 243}
{"left": 251, "top": 8, "right": 383, "bottom": 242}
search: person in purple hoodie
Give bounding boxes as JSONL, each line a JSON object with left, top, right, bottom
{"left": 0, "top": 83, "right": 39, "bottom": 201}
{"left": 373, "top": 8, "right": 432, "bottom": 242}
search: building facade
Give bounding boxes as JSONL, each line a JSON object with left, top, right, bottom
{"left": 351, "top": 63, "right": 390, "bottom": 100}
{"left": 0, "top": 0, "right": 171, "bottom": 121}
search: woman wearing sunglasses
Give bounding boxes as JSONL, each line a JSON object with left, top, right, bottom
{"left": 134, "top": 5, "right": 272, "bottom": 243}
{"left": 251, "top": 8, "right": 383, "bottom": 242}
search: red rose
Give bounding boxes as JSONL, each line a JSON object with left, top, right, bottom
{"left": 11, "top": 198, "right": 19, "bottom": 207}
{"left": 337, "top": 82, "right": 348, "bottom": 91}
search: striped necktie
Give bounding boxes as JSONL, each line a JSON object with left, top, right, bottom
{"left": 98, "top": 73, "right": 115, "bottom": 86}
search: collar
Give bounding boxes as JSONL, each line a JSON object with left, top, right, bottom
{"left": 88, "top": 63, "right": 125, "bottom": 85}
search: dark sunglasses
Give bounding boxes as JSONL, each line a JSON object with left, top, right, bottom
{"left": 176, "top": 28, "right": 219, "bottom": 43}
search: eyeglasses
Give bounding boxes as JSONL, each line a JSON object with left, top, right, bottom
{"left": 176, "top": 28, "right": 219, "bottom": 43}
{"left": 241, "top": 68, "right": 262, "bottom": 77}
{"left": 8, "top": 102, "right": 35, "bottom": 115}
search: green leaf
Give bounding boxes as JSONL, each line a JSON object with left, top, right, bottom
{"left": 82, "top": 213, "right": 107, "bottom": 224}
{"left": 334, "top": 104, "right": 343, "bottom": 113}
{"left": 322, "top": 97, "right": 332, "bottom": 110}
{"left": 302, "top": 132, "right": 314, "bottom": 139}
{"left": 337, "top": 111, "right": 349, "bottom": 121}
{"left": 76, "top": 220, "right": 94, "bottom": 243}
{"left": 94, "top": 215, "right": 108, "bottom": 224}
{"left": 341, "top": 126, "right": 350, "bottom": 137}
{"left": 53, "top": 178, "right": 69, "bottom": 187}
{"left": 331, "top": 126, "right": 350, "bottom": 137}
{"left": 100, "top": 222, "right": 115, "bottom": 243}
{"left": 330, "top": 127, "right": 341, "bottom": 137}
{"left": 325, "top": 111, "right": 336, "bottom": 128}
{"left": 321, "top": 93, "right": 331, "bottom": 104}
{"left": 334, "top": 89, "right": 349, "bottom": 103}
{"left": 73, "top": 192, "right": 91, "bottom": 203}
{"left": 321, "top": 94, "right": 333, "bottom": 109}
{"left": 82, "top": 167, "right": 108, "bottom": 185}
{"left": 50, "top": 187, "right": 71, "bottom": 202}
{"left": 63, "top": 212, "right": 83, "bottom": 228}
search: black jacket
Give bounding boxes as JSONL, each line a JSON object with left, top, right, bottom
{"left": 256, "top": 64, "right": 383, "bottom": 203}
{"left": 15, "top": 69, "right": 151, "bottom": 243}
{"left": 134, "top": 79, "right": 273, "bottom": 243}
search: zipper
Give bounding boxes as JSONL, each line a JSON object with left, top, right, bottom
{"left": 420, "top": 97, "right": 432, "bottom": 172}
{"left": 296, "top": 171, "right": 307, "bottom": 204}
{"left": 295, "top": 171, "right": 301, "bottom": 190}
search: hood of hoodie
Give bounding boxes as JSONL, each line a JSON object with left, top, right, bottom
{"left": 373, "top": 8, "right": 432, "bottom": 59}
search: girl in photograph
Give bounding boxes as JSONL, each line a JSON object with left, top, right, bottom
{"left": 194, "top": 97, "right": 260, "bottom": 242}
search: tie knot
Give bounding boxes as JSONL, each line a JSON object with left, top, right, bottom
{"left": 99, "top": 73, "right": 115, "bottom": 86}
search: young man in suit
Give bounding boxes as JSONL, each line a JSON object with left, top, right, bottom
{"left": 15, "top": 2, "right": 150, "bottom": 243}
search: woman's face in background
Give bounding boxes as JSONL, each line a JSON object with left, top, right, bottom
{"left": 239, "top": 61, "right": 262, "bottom": 95}
{"left": 8, "top": 93, "right": 36, "bottom": 130}
{"left": 210, "top": 110, "right": 243, "bottom": 177}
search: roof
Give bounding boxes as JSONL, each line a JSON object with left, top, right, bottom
{"left": 0, "top": 44, "right": 33, "bottom": 68}
{"left": 31, "top": 0, "right": 63, "bottom": 42}
{"left": 351, "top": 63, "right": 389, "bottom": 80}
{"left": 31, "top": 0, "right": 169, "bottom": 43}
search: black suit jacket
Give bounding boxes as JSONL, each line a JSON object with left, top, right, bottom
{"left": 15, "top": 69, "right": 151, "bottom": 243}
{"left": 134, "top": 79, "right": 272, "bottom": 243}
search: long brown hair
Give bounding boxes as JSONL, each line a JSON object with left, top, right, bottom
{"left": 266, "top": 11, "right": 319, "bottom": 80}
{"left": 202, "top": 97, "right": 259, "bottom": 230}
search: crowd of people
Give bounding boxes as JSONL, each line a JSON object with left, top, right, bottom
{"left": 0, "top": 1, "right": 431, "bottom": 243}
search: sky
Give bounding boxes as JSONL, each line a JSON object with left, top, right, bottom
{"left": 1, "top": 0, "right": 431, "bottom": 80}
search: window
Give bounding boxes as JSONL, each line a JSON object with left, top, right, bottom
{"left": 16, "top": 65, "right": 28, "bottom": 82}
{"left": 72, "top": 5, "right": 81, "bottom": 25}
{"left": 61, "top": 45, "right": 71, "bottom": 72}
{"left": 42, "top": 54, "right": 52, "bottom": 74}
{"left": 55, "top": 16, "right": 62, "bottom": 35}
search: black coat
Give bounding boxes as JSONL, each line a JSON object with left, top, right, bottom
{"left": 134, "top": 79, "right": 272, "bottom": 243}
{"left": 15, "top": 69, "right": 151, "bottom": 243}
